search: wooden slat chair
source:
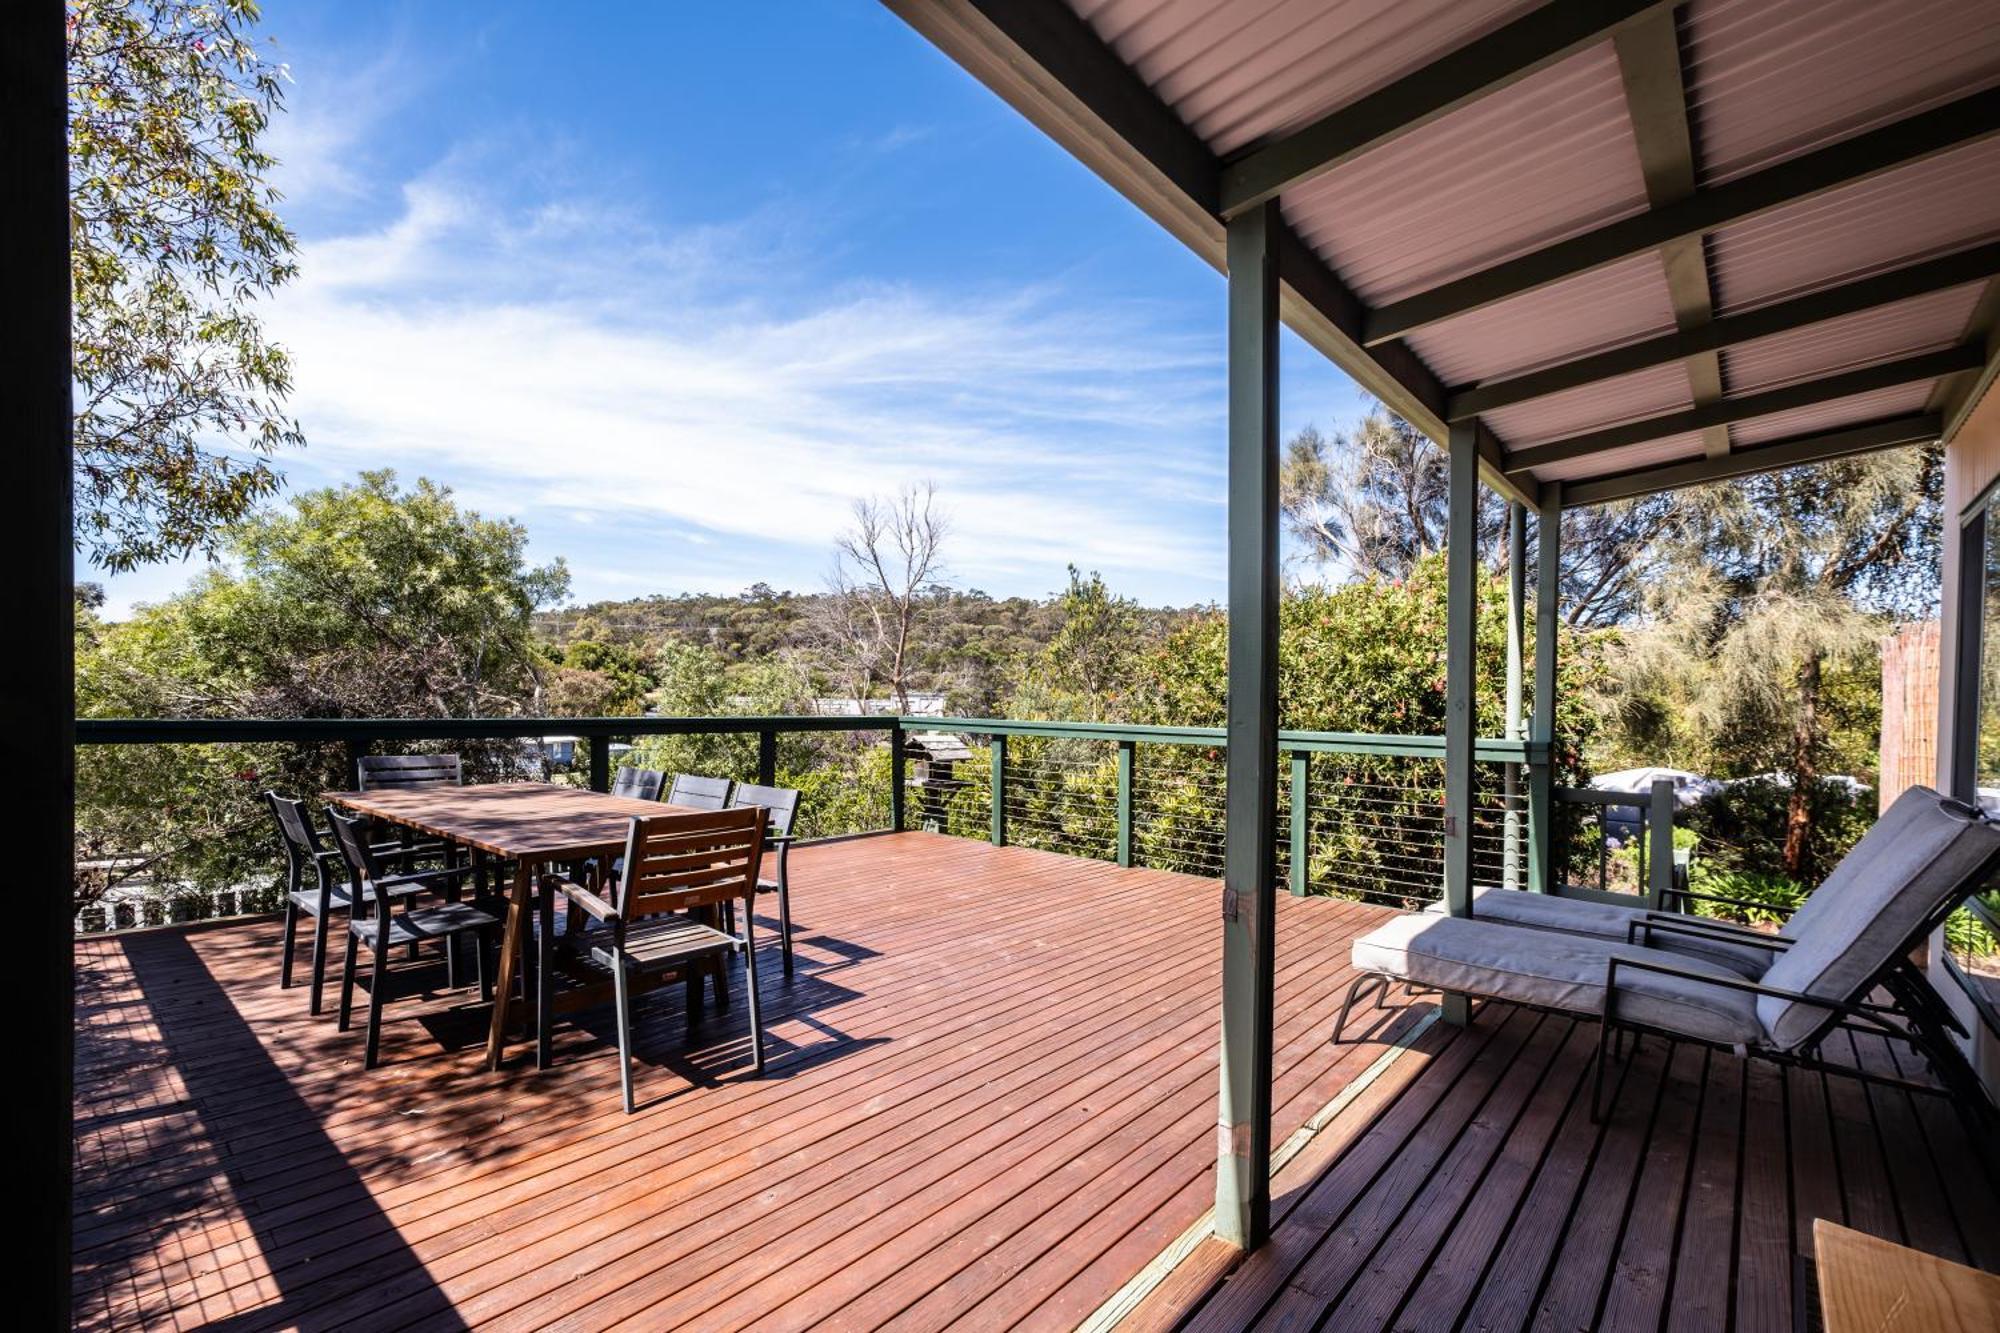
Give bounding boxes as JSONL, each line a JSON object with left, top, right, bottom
{"left": 354, "top": 752, "right": 458, "bottom": 872}
{"left": 611, "top": 767, "right": 665, "bottom": 801}
{"left": 667, "top": 772, "right": 732, "bottom": 810}
{"left": 266, "top": 791, "right": 423, "bottom": 1015}
{"left": 325, "top": 806, "right": 499, "bottom": 1069}
{"left": 542, "top": 807, "right": 769, "bottom": 1112}
{"left": 729, "top": 783, "right": 802, "bottom": 978}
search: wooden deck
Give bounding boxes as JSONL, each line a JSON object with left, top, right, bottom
{"left": 72, "top": 832, "right": 1421, "bottom": 1331}
{"left": 1130, "top": 997, "right": 2000, "bottom": 1333}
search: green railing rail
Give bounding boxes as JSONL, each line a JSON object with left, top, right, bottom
{"left": 75, "top": 713, "right": 1558, "bottom": 926}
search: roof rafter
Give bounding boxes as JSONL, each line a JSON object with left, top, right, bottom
{"left": 1218, "top": 0, "right": 1671, "bottom": 217}
{"left": 1561, "top": 413, "right": 1942, "bottom": 506}
{"left": 1504, "top": 342, "right": 1982, "bottom": 473}
{"left": 1612, "top": 6, "right": 1729, "bottom": 459}
{"left": 1448, "top": 242, "right": 2000, "bottom": 420}
{"left": 1364, "top": 86, "right": 2000, "bottom": 345}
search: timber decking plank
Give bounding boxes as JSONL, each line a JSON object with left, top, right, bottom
{"left": 1733, "top": 1058, "right": 1795, "bottom": 1333}
{"left": 73, "top": 833, "right": 1409, "bottom": 1333}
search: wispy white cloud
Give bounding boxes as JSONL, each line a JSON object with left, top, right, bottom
{"left": 256, "top": 142, "right": 1228, "bottom": 607}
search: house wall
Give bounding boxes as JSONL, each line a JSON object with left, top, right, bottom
{"left": 1938, "top": 375, "right": 2000, "bottom": 1091}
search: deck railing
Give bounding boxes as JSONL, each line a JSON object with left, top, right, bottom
{"left": 72, "top": 713, "right": 1561, "bottom": 931}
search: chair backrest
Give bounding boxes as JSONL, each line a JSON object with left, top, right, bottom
{"left": 322, "top": 806, "right": 385, "bottom": 908}
{"left": 357, "top": 752, "right": 463, "bottom": 791}
{"left": 1758, "top": 786, "right": 2000, "bottom": 1050}
{"left": 613, "top": 808, "right": 766, "bottom": 920}
{"left": 611, "top": 767, "right": 665, "bottom": 802}
{"left": 668, "top": 773, "right": 732, "bottom": 811}
{"left": 265, "top": 790, "right": 321, "bottom": 858}
{"left": 730, "top": 783, "right": 801, "bottom": 839}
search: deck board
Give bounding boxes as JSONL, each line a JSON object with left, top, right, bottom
{"left": 1140, "top": 1001, "right": 2000, "bottom": 1333}
{"left": 71, "top": 832, "right": 1418, "bottom": 1331}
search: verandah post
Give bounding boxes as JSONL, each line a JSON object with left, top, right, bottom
{"left": 1442, "top": 420, "right": 1480, "bottom": 1028}
{"left": 1503, "top": 502, "right": 1526, "bottom": 890}
{"left": 757, "top": 727, "right": 778, "bottom": 788}
{"left": 1528, "top": 483, "right": 1563, "bottom": 892}
{"left": 588, "top": 731, "right": 612, "bottom": 793}
{"left": 1216, "top": 198, "right": 1281, "bottom": 1250}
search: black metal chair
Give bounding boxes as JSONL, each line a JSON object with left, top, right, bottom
{"left": 541, "top": 807, "right": 769, "bottom": 1112}
{"left": 267, "top": 791, "right": 422, "bottom": 1015}
{"left": 325, "top": 806, "right": 498, "bottom": 1069}
{"left": 356, "top": 752, "right": 463, "bottom": 790}
{"left": 729, "top": 783, "right": 802, "bottom": 977}
{"left": 611, "top": 767, "right": 665, "bottom": 801}
{"left": 668, "top": 772, "right": 732, "bottom": 810}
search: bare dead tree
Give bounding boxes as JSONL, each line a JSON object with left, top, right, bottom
{"left": 811, "top": 483, "right": 951, "bottom": 713}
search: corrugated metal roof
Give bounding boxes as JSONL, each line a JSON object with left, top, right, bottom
{"left": 1708, "top": 139, "right": 2000, "bottom": 312}
{"left": 908, "top": 1, "right": 2000, "bottom": 487}
{"left": 1728, "top": 382, "right": 1937, "bottom": 446}
{"left": 1530, "top": 431, "right": 1707, "bottom": 483}
{"left": 1072, "top": 0, "right": 1542, "bottom": 156}
{"left": 1481, "top": 360, "right": 1692, "bottom": 446}
{"left": 1404, "top": 253, "right": 1678, "bottom": 386}
{"left": 1282, "top": 41, "right": 1648, "bottom": 306}
{"left": 1684, "top": 0, "right": 2000, "bottom": 184}
{"left": 1722, "top": 284, "right": 1986, "bottom": 392}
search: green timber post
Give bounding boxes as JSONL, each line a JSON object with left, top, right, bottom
{"left": 1442, "top": 420, "right": 1480, "bottom": 1028}
{"left": 1217, "top": 199, "right": 1281, "bottom": 1250}
{"left": 1647, "top": 778, "right": 1675, "bottom": 910}
{"left": 889, "top": 720, "right": 907, "bottom": 832}
{"left": 1289, "top": 751, "right": 1310, "bottom": 895}
{"left": 1503, "top": 502, "right": 1526, "bottom": 890}
{"left": 589, "top": 733, "right": 612, "bottom": 793}
{"left": 758, "top": 727, "right": 778, "bottom": 788}
{"left": 1528, "top": 483, "right": 1563, "bottom": 892}
{"left": 1116, "top": 740, "right": 1135, "bottom": 867}
{"left": 989, "top": 732, "right": 1007, "bottom": 846}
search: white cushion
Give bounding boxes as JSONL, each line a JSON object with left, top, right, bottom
{"left": 1429, "top": 886, "right": 1776, "bottom": 978}
{"left": 1352, "top": 913, "right": 1762, "bottom": 1047}
{"left": 1758, "top": 789, "right": 2000, "bottom": 1051}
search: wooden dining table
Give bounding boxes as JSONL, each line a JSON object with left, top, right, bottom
{"left": 323, "top": 781, "right": 702, "bottom": 1071}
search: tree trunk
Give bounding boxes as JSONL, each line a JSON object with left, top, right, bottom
{"left": 1781, "top": 652, "right": 1822, "bottom": 880}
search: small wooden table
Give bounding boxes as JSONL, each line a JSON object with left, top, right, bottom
{"left": 1815, "top": 1218, "right": 2000, "bottom": 1332}
{"left": 324, "top": 782, "right": 699, "bottom": 1070}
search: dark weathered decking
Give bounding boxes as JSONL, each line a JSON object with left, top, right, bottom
{"left": 72, "top": 832, "right": 1418, "bottom": 1331}
{"left": 1130, "top": 996, "right": 2000, "bottom": 1333}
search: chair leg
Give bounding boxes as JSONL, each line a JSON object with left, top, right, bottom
{"left": 1332, "top": 973, "right": 1383, "bottom": 1043}
{"left": 777, "top": 878, "right": 793, "bottom": 980}
{"left": 1591, "top": 1018, "right": 1616, "bottom": 1123}
{"left": 365, "top": 943, "right": 389, "bottom": 1069}
{"left": 743, "top": 895, "right": 765, "bottom": 1075}
{"left": 279, "top": 898, "right": 300, "bottom": 989}
{"left": 613, "top": 953, "right": 636, "bottom": 1114}
{"left": 337, "top": 930, "right": 359, "bottom": 1033}
{"left": 308, "top": 908, "right": 332, "bottom": 1017}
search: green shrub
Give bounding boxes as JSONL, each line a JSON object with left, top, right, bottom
{"left": 1681, "top": 777, "right": 1871, "bottom": 883}
{"left": 1686, "top": 863, "right": 1808, "bottom": 928}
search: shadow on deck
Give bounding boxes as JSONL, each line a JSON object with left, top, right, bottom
{"left": 71, "top": 832, "right": 1414, "bottom": 1331}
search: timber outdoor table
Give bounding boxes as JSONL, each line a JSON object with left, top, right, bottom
{"left": 323, "top": 781, "right": 700, "bottom": 1071}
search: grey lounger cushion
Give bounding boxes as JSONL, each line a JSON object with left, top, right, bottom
{"left": 1757, "top": 787, "right": 2000, "bottom": 1051}
{"left": 1426, "top": 886, "right": 1776, "bottom": 977}
{"left": 1352, "top": 913, "right": 1762, "bottom": 1047}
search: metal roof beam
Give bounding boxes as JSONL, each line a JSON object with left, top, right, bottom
{"left": 1365, "top": 86, "right": 2000, "bottom": 345}
{"left": 1561, "top": 414, "right": 1942, "bottom": 506}
{"left": 1504, "top": 342, "right": 1982, "bottom": 473}
{"left": 1448, "top": 242, "right": 2000, "bottom": 420}
{"left": 1613, "top": 7, "right": 1729, "bottom": 459}
{"left": 1218, "top": 0, "right": 1670, "bottom": 217}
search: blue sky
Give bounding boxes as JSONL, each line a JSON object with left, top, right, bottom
{"left": 87, "top": 2, "right": 1371, "bottom": 618}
